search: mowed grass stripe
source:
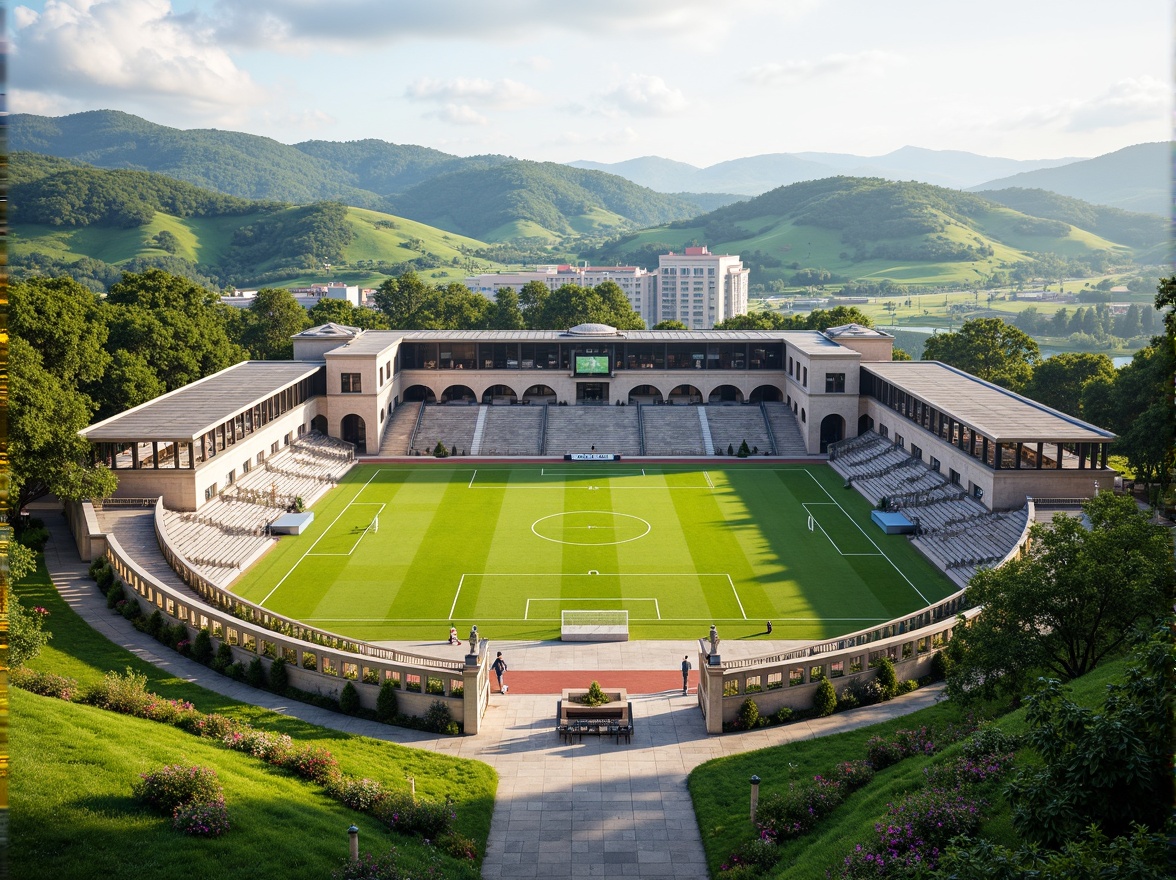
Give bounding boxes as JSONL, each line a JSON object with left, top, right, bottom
{"left": 388, "top": 469, "right": 505, "bottom": 622}
{"left": 560, "top": 478, "right": 622, "bottom": 609}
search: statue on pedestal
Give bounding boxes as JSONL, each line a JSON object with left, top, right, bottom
{"left": 468, "top": 625, "right": 479, "bottom": 656}
{"left": 709, "top": 624, "right": 720, "bottom": 656}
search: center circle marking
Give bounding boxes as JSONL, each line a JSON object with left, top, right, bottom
{"left": 531, "top": 511, "right": 652, "bottom": 546}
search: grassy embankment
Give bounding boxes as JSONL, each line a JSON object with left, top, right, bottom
{"left": 10, "top": 560, "right": 498, "bottom": 880}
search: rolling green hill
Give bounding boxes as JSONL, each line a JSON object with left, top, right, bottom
{"left": 9, "top": 158, "right": 501, "bottom": 290}
{"left": 588, "top": 177, "right": 1146, "bottom": 287}
{"left": 388, "top": 160, "right": 716, "bottom": 241}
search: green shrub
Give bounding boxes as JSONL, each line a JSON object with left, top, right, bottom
{"left": 896, "top": 679, "right": 918, "bottom": 696}
{"left": 930, "top": 649, "right": 952, "bottom": 681}
{"left": 246, "top": 657, "right": 267, "bottom": 689}
{"left": 432, "top": 440, "right": 448, "bottom": 458}
{"left": 118, "top": 598, "right": 142, "bottom": 621}
{"left": 331, "top": 848, "right": 409, "bottom": 880}
{"left": 211, "top": 642, "right": 235, "bottom": 673}
{"left": 18, "top": 526, "right": 50, "bottom": 552}
{"left": 172, "top": 797, "right": 230, "bottom": 837}
{"left": 327, "top": 776, "right": 388, "bottom": 812}
{"left": 192, "top": 629, "right": 214, "bottom": 665}
{"left": 772, "top": 706, "right": 793, "bottom": 724}
{"left": 145, "top": 609, "right": 165, "bottom": 639}
{"left": 437, "top": 831, "right": 479, "bottom": 861}
{"left": 376, "top": 678, "right": 398, "bottom": 721}
{"left": 227, "top": 662, "right": 246, "bottom": 682}
{"left": 737, "top": 698, "right": 760, "bottom": 730}
{"left": 96, "top": 565, "right": 115, "bottom": 594}
{"left": 8, "top": 593, "right": 52, "bottom": 668}
{"left": 723, "top": 837, "right": 780, "bottom": 874}
{"left": 11, "top": 667, "right": 79, "bottom": 700}
{"left": 133, "top": 764, "right": 223, "bottom": 814}
{"left": 88, "top": 558, "right": 108, "bottom": 580}
{"left": 339, "top": 681, "right": 361, "bottom": 715}
{"left": 424, "top": 700, "right": 458, "bottom": 734}
{"left": 376, "top": 792, "right": 455, "bottom": 838}
{"left": 85, "top": 668, "right": 153, "bottom": 715}
{"left": 105, "top": 582, "right": 125, "bottom": 609}
{"left": 282, "top": 745, "right": 341, "bottom": 784}
{"left": 162, "top": 622, "right": 188, "bottom": 650}
{"left": 962, "top": 724, "right": 1021, "bottom": 760}
{"left": 737, "top": 440, "right": 750, "bottom": 458}
{"left": 269, "top": 657, "right": 289, "bottom": 694}
{"left": 578, "top": 680, "right": 610, "bottom": 707}
{"left": 812, "top": 678, "right": 837, "bottom": 716}
{"left": 875, "top": 656, "right": 898, "bottom": 699}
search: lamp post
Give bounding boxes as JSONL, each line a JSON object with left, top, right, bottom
{"left": 348, "top": 824, "right": 359, "bottom": 862}
{"left": 750, "top": 775, "right": 761, "bottom": 820}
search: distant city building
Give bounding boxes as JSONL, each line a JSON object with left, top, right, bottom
{"left": 657, "top": 246, "right": 749, "bottom": 329}
{"left": 223, "top": 282, "right": 365, "bottom": 310}
{"left": 465, "top": 245, "right": 750, "bottom": 329}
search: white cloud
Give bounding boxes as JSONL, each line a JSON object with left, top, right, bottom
{"left": 406, "top": 77, "right": 543, "bottom": 110}
{"left": 211, "top": 0, "right": 762, "bottom": 48}
{"left": 552, "top": 127, "right": 641, "bottom": 147}
{"left": 986, "top": 76, "right": 1169, "bottom": 134}
{"left": 11, "top": 0, "right": 267, "bottom": 118}
{"left": 600, "top": 74, "right": 689, "bottom": 117}
{"left": 742, "top": 50, "right": 902, "bottom": 87}
{"left": 520, "top": 55, "right": 552, "bottom": 72}
{"left": 438, "top": 104, "right": 489, "bottom": 126}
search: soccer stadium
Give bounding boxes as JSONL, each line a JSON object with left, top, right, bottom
{"left": 71, "top": 321, "right": 1115, "bottom": 734}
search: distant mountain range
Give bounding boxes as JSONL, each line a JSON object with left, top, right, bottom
{"left": 570, "top": 146, "right": 1082, "bottom": 194}
{"left": 969, "top": 143, "right": 1169, "bottom": 214}
{"left": 9, "top": 110, "right": 739, "bottom": 242}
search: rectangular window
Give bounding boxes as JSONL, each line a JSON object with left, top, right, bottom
{"left": 895, "top": 434, "right": 905, "bottom": 449}
{"left": 930, "top": 457, "right": 940, "bottom": 472}
{"left": 825, "top": 372, "right": 845, "bottom": 393}
{"left": 284, "top": 433, "right": 291, "bottom": 446}
{"left": 972, "top": 484, "right": 984, "bottom": 500}
{"left": 242, "top": 459, "right": 251, "bottom": 474}
{"left": 911, "top": 444, "right": 922, "bottom": 461}
{"left": 802, "top": 367, "right": 808, "bottom": 387}
{"left": 879, "top": 424, "right": 889, "bottom": 438}
{"left": 204, "top": 483, "right": 218, "bottom": 501}
{"left": 225, "top": 469, "right": 236, "bottom": 485}
{"left": 949, "top": 469, "right": 960, "bottom": 485}
{"left": 341, "top": 373, "right": 362, "bottom": 393}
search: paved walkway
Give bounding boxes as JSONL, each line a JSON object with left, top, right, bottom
{"left": 41, "top": 513, "right": 945, "bottom": 879}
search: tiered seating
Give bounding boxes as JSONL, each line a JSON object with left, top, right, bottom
{"left": 705, "top": 405, "right": 773, "bottom": 455}
{"left": 378, "top": 401, "right": 421, "bottom": 456}
{"left": 477, "top": 406, "right": 545, "bottom": 455}
{"left": 641, "top": 406, "right": 705, "bottom": 455}
{"left": 544, "top": 406, "right": 641, "bottom": 455}
{"left": 159, "top": 507, "right": 275, "bottom": 588}
{"left": 913, "top": 506, "right": 1030, "bottom": 582}
{"left": 412, "top": 404, "right": 481, "bottom": 456}
{"left": 763, "top": 402, "right": 809, "bottom": 456}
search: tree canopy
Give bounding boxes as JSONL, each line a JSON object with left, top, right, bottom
{"left": 1023, "top": 351, "right": 1115, "bottom": 419}
{"left": 922, "top": 317, "right": 1039, "bottom": 391}
{"left": 946, "top": 492, "right": 1174, "bottom": 706}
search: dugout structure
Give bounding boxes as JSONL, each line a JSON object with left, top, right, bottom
{"left": 562, "top": 610, "right": 629, "bottom": 642}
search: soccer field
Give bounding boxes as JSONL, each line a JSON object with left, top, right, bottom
{"left": 230, "top": 463, "right": 956, "bottom": 642}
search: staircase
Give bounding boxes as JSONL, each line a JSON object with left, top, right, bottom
{"left": 378, "top": 401, "right": 421, "bottom": 456}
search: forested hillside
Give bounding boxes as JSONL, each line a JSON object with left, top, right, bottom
{"left": 388, "top": 161, "right": 718, "bottom": 241}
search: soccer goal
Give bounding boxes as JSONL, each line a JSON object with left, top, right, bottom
{"left": 561, "top": 609, "right": 630, "bottom": 642}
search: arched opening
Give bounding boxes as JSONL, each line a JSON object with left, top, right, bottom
{"left": 820, "top": 414, "right": 845, "bottom": 453}
{"left": 628, "top": 384, "right": 664, "bottom": 405}
{"left": 522, "top": 384, "right": 557, "bottom": 405}
{"left": 858, "top": 414, "right": 874, "bottom": 435}
{"left": 341, "top": 414, "right": 367, "bottom": 448}
{"left": 748, "top": 384, "right": 783, "bottom": 403}
{"left": 481, "top": 384, "right": 518, "bottom": 405}
{"left": 311, "top": 415, "right": 328, "bottom": 435}
{"left": 402, "top": 385, "right": 436, "bottom": 404}
{"left": 667, "top": 384, "right": 703, "bottom": 405}
{"left": 707, "top": 384, "right": 744, "bottom": 404}
{"left": 439, "top": 385, "right": 477, "bottom": 404}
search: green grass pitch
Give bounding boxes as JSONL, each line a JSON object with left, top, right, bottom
{"left": 230, "top": 464, "right": 957, "bottom": 642}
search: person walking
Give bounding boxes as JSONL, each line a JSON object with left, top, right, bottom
{"left": 681, "top": 655, "right": 691, "bottom": 695}
{"left": 492, "top": 651, "right": 509, "bottom": 694}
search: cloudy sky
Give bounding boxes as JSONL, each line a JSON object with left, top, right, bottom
{"left": 8, "top": 0, "right": 1170, "bottom": 166}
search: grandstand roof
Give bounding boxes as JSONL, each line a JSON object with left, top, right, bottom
{"left": 862, "top": 361, "right": 1115, "bottom": 443}
{"left": 81, "top": 362, "right": 323, "bottom": 441}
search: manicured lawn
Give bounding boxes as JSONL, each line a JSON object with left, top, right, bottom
{"left": 13, "top": 563, "right": 497, "bottom": 878}
{"left": 230, "top": 463, "right": 956, "bottom": 641}
{"left": 687, "top": 658, "right": 1130, "bottom": 879}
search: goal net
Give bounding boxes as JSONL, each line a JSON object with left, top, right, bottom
{"left": 561, "top": 609, "right": 629, "bottom": 642}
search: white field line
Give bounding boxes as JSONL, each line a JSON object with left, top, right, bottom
{"left": 307, "top": 502, "right": 385, "bottom": 556}
{"left": 801, "top": 502, "right": 880, "bottom": 557}
{"left": 448, "top": 573, "right": 466, "bottom": 620}
{"left": 726, "top": 574, "right": 747, "bottom": 619}
{"left": 300, "top": 616, "right": 892, "bottom": 623}
{"left": 703, "top": 471, "right": 715, "bottom": 488}
{"left": 524, "top": 597, "right": 661, "bottom": 620}
{"left": 805, "top": 469, "right": 929, "bottom": 604}
{"left": 468, "top": 469, "right": 477, "bottom": 488}
{"left": 259, "top": 469, "right": 386, "bottom": 606}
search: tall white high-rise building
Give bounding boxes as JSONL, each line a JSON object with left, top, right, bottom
{"left": 656, "top": 246, "right": 749, "bottom": 329}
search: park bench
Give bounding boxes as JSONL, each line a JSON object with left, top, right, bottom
{"left": 556, "top": 699, "right": 634, "bottom": 744}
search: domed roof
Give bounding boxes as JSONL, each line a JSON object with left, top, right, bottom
{"left": 565, "top": 323, "right": 619, "bottom": 337}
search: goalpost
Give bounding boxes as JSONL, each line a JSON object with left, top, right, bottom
{"left": 561, "top": 609, "right": 629, "bottom": 642}
{"left": 371, "top": 514, "right": 379, "bottom": 534}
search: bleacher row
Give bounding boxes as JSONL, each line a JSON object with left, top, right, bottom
{"left": 383, "top": 402, "right": 816, "bottom": 457}
{"left": 158, "top": 432, "right": 357, "bottom": 587}
{"left": 830, "top": 431, "right": 1030, "bottom": 585}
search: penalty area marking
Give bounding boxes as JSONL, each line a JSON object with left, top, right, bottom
{"left": 258, "top": 469, "right": 387, "bottom": 607}
{"left": 307, "top": 502, "right": 386, "bottom": 557}
{"left": 804, "top": 470, "right": 930, "bottom": 605}
{"left": 801, "top": 502, "right": 880, "bottom": 557}
{"left": 449, "top": 571, "right": 740, "bottom": 622}
{"left": 525, "top": 597, "right": 661, "bottom": 620}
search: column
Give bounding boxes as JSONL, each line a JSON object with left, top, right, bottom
{"left": 702, "top": 656, "right": 725, "bottom": 735}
